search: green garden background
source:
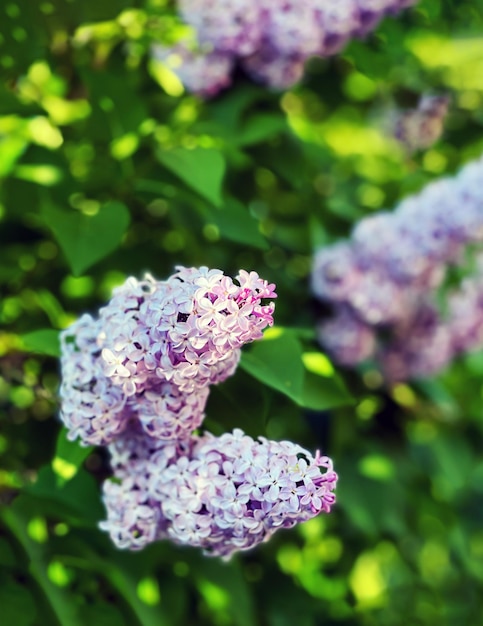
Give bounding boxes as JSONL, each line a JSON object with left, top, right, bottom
{"left": 1, "top": 1, "right": 483, "bottom": 624}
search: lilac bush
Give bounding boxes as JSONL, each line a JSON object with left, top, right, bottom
{"left": 312, "top": 156, "right": 483, "bottom": 382}
{"left": 100, "top": 426, "right": 337, "bottom": 558}
{"left": 154, "top": 0, "right": 419, "bottom": 96}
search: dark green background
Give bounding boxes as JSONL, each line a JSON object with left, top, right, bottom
{"left": 1, "top": 1, "right": 483, "bottom": 624}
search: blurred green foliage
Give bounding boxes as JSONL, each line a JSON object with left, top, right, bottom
{"left": 1, "top": 0, "right": 483, "bottom": 624}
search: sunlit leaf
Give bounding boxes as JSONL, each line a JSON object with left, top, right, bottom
{"left": 241, "top": 330, "right": 353, "bottom": 409}
{"left": 14, "top": 164, "right": 63, "bottom": 186}
{"left": 1, "top": 507, "right": 84, "bottom": 626}
{"left": 21, "top": 329, "right": 60, "bottom": 357}
{"left": 23, "top": 466, "right": 104, "bottom": 525}
{"left": 41, "top": 201, "right": 130, "bottom": 276}
{"left": 240, "top": 331, "right": 305, "bottom": 404}
{"left": 156, "top": 147, "right": 226, "bottom": 207}
{"left": 207, "top": 199, "right": 269, "bottom": 250}
{"left": 191, "top": 557, "right": 256, "bottom": 626}
{"left": 53, "top": 428, "right": 93, "bottom": 486}
{"left": 0, "top": 136, "right": 28, "bottom": 176}
{"left": 301, "top": 370, "right": 353, "bottom": 410}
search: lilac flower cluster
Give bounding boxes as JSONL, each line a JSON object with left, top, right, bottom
{"left": 60, "top": 266, "right": 276, "bottom": 446}
{"left": 380, "top": 268, "right": 483, "bottom": 381}
{"left": 393, "top": 95, "right": 450, "bottom": 152}
{"left": 100, "top": 426, "right": 337, "bottom": 558}
{"left": 60, "top": 266, "right": 338, "bottom": 556}
{"left": 312, "top": 156, "right": 483, "bottom": 382}
{"left": 154, "top": 0, "right": 418, "bottom": 96}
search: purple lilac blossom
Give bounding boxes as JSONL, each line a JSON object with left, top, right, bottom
{"left": 178, "top": 0, "right": 263, "bottom": 56}
{"left": 379, "top": 303, "right": 453, "bottom": 382}
{"left": 59, "top": 314, "right": 131, "bottom": 446}
{"left": 59, "top": 267, "right": 276, "bottom": 446}
{"left": 393, "top": 95, "right": 450, "bottom": 153}
{"left": 157, "top": 0, "right": 419, "bottom": 96}
{"left": 317, "top": 306, "right": 376, "bottom": 365}
{"left": 312, "top": 155, "right": 483, "bottom": 381}
{"left": 151, "top": 44, "right": 234, "bottom": 98}
{"left": 100, "top": 428, "right": 337, "bottom": 558}
{"left": 447, "top": 274, "right": 483, "bottom": 354}
{"left": 98, "top": 266, "right": 276, "bottom": 395}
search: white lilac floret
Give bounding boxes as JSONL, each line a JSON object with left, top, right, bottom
{"left": 154, "top": 0, "right": 418, "bottom": 96}
{"left": 100, "top": 428, "right": 337, "bottom": 558}
{"left": 59, "top": 267, "right": 276, "bottom": 445}
{"left": 311, "top": 156, "right": 483, "bottom": 381}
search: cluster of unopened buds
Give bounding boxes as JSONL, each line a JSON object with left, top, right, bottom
{"left": 153, "top": 0, "right": 418, "bottom": 97}
{"left": 60, "top": 266, "right": 337, "bottom": 557}
{"left": 312, "top": 156, "right": 483, "bottom": 382}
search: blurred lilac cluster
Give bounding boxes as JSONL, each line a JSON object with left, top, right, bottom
{"left": 60, "top": 266, "right": 337, "bottom": 556}
{"left": 153, "top": 0, "right": 418, "bottom": 96}
{"left": 60, "top": 266, "right": 276, "bottom": 446}
{"left": 312, "top": 156, "right": 483, "bottom": 382}
{"left": 393, "top": 95, "right": 450, "bottom": 152}
{"left": 100, "top": 426, "right": 337, "bottom": 557}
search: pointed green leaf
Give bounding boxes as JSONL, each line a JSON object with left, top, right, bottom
{"left": 0, "top": 575, "right": 38, "bottom": 626}
{"left": 236, "top": 113, "right": 287, "bottom": 147}
{"left": 24, "top": 465, "right": 104, "bottom": 524}
{"left": 0, "top": 136, "right": 28, "bottom": 177}
{"left": 301, "top": 370, "right": 353, "bottom": 410}
{"left": 52, "top": 428, "right": 93, "bottom": 486}
{"left": 1, "top": 507, "right": 85, "bottom": 626}
{"left": 240, "top": 331, "right": 305, "bottom": 404}
{"left": 156, "top": 147, "right": 225, "bottom": 207}
{"left": 41, "top": 201, "right": 130, "bottom": 276}
{"left": 192, "top": 558, "right": 256, "bottom": 626}
{"left": 208, "top": 199, "right": 269, "bottom": 250}
{"left": 21, "top": 329, "right": 60, "bottom": 357}
{"left": 241, "top": 329, "right": 353, "bottom": 409}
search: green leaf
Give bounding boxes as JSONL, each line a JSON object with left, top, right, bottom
{"left": 0, "top": 574, "right": 37, "bottom": 626}
{"left": 24, "top": 466, "right": 104, "bottom": 525}
{"left": 156, "top": 147, "right": 225, "bottom": 207}
{"left": 236, "top": 113, "right": 288, "bottom": 147}
{"left": 191, "top": 557, "right": 256, "bottom": 626}
{"left": 240, "top": 330, "right": 305, "bottom": 405}
{"left": 21, "top": 329, "right": 60, "bottom": 357}
{"left": 414, "top": 378, "right": 459, "bottom": 418}
{"left": 14, "top": 164, "right": 63, "bottom": 186}
{"left": 79, "top": 602, "right": 129, "bottom": 626}
{"left": 207, "top": 83, "right": 264, "bottom": 131}
{"left": 241, "top": 329, "right": 353, "bottom": 409}
{"left": 301, "top": 370, "right": 353, "bottom": 410}
{"left": 0, "top": 538, "right": 16, "bottom": 568}
{"left": 1, "top": 507, "right": 85, "bottom": 626}
{"left": 41, "top": 201, "right": 130, "bottom": 276}
{"left": 208, "top": 199, "right": 269, "bottom": 250}
{"left": 52, "top": 428, "right": 93, "bottom": 486}
{"left": 0, "top": 135, "right": 28, "bottom": 177}
{"left": 71, "top": 543, "right": 170, "bottom": 626}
